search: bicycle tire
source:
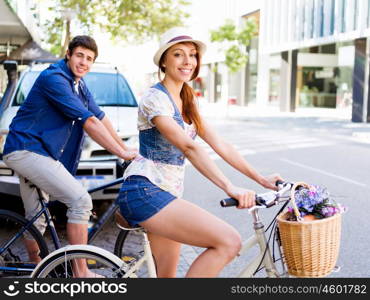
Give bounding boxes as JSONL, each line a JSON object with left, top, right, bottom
{"left": 32, "top": 245, "right": 125, "bottom": 278}
{"left": 114, "top": 229, "right": 152, "bottom": 277}
{"left": 0, "top": 209, "right": 49, "bottom": 277}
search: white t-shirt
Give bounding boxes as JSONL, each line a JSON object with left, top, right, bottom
{"left": 124, "top": 87, "right": 196, "bottom": 198}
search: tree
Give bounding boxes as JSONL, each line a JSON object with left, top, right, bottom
{"left": 210, "top": 18, "right": 257, "bottom": 73}
{"left": 38, "top": 0, "right": 190, "bottom": 57}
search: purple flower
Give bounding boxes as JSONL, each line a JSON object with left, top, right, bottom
{"left": 321, "top": 206, "right": 337, "bottom": 217}
{"left": 288, "top": 184, "right": 343, "bottom": 220}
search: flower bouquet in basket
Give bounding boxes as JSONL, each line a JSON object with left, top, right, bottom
{"left": 285, "top": 184, "right": 346, "bottom": 221}
{"left": 276, "top": 182, "right": 345, "bottom": 278}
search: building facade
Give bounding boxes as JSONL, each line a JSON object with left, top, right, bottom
{"left": 0, "top": 0, "right": 41, "bottom": 96}
{"left": 256, "top": 0, "right": 370, "bottom": 122}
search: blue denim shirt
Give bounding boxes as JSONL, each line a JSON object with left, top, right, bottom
{"left": 4, "top": 59, "right": 105, "bottom": 174}
{"left": 139, "top": 83, "right": 187, "bottom": 166}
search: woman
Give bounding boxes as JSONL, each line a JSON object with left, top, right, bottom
{"left": 117, "top": 27, "right": 283, "bottom": 277}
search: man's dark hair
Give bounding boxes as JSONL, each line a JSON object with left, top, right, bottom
{"left": 66, "top": 35, "right": 98, "bottom": 61}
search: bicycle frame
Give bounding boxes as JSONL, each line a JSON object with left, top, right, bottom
{"left": 119, "top": 228, "right": 157, "bottom": 278}
{"left": 87, "top": 177, "right": 124, "bottom": 242}
{"left": 237, "top": 209, "right": 287, "bottom": 278}
{"left": 0, "top": 176, "right": 125, "bottom": 276}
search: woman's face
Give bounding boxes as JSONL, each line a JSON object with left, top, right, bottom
{"left": 162, "top": 42, "right": 198, "bottom": 83}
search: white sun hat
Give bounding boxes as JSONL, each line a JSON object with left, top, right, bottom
{"left": 153, "top": 27, "right": 207, "bottom": 67}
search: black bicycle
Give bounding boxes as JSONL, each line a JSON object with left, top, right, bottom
{"left": 0, "top": 161, "right": 131, "bottom": 277}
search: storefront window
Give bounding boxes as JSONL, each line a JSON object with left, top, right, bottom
{"left": 298, "top": 67, "right": 337, "bottom": 108}
{"left": 295, "top": 42, "right": 354, "bottom": 110}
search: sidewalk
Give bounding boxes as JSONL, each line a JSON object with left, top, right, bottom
{"left": 199, "top": 102, "right": 370, "bottom": 144}
{"left": 199, "top": 101, "right": 353, "bottom": 120}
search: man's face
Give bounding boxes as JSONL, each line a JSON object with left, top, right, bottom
{"left": 66, "top": 46, "right": 95, "bottom": 81}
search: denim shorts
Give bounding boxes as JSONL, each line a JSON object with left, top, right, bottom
{"left": 117, "top": 175, "right": 176, "bottom": 226}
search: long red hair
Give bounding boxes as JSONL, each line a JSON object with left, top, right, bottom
{"left": 158, "top": 42, "right": 204, "bottom": 135}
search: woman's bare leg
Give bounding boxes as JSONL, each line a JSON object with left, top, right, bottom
{"left": 140, "top": 199, "right": 241, "bottom": 277}
{"left": 148, "top": 233, "right": 181, "bottom": 277}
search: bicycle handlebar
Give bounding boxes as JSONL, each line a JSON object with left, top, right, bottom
{"left": 220, "top": 181, "right": 292, "bottom": 208}
{"left": 220, "top": 196, "right": 268, "bottom": 207}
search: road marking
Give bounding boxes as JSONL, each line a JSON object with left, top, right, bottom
{"left": 286, "top": 142, "right": 332, "bottom": 149}
{"left": 281, "top": 158, "right": 369, "bottom": 188}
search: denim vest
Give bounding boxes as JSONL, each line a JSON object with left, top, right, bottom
{"left": 139, "top": 83, "right": 187, "bottom": 166}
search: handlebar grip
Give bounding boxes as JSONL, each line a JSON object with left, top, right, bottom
{"left": 220, "top": 198, "right": 238, "bottom": 207}
{"left": 275, "top": 180, "right": 284, "bottom": 187}
{"left": 220, "top": 195, "right": 266, "bottom": 207}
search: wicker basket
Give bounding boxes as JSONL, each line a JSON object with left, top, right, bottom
{"left": 277, "top": 182, "right": 342, "bottom": 277}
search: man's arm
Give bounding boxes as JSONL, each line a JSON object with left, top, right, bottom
{"left": 100, "top": 116, "right": 133, "bottom": 151}
{"left": 83, "top": 116, "right": 137, "bottom": 160}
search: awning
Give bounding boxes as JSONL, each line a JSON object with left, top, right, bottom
{"left": 1, "top": 39, "right": 57, "bottom": 65}
{"left": 0, "top": 0, "right": 30, "bottom": 42}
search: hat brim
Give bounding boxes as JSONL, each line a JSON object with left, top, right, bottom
{"left": 153, "top": 39, "right": 207, "bottom": 67}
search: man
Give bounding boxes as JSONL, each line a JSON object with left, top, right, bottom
{"left": 3, "top": 36, "right": 137, "bottom": 277}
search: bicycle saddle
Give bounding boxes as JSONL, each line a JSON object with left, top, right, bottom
{"left": 114, "top": 211, "right": 141, "bottom": 231}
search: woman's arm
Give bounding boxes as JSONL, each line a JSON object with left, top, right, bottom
{"left": 198, "top": 119, "right": 282, "bottom": 190}
{"left": 152, "top": 116, "right": 256, "bottom": 208}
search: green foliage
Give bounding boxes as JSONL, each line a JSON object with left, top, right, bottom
{"left": 37, "top": 0, "right": 190, "bottom": 56}
{"left": 210, "top": 21, "right": 237, "bottom": 42}
{"left": 225, "top": 45, "right": 248, "bottom": 73}
{"left": 210, "top": 18, "right": 257, "bottom": 73}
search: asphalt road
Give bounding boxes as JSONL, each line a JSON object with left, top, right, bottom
{"left": 182, "top": 114, "right": 370, "bottom": 277}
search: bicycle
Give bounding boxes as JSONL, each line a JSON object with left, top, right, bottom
{"left": 31, "top": 211, "right": 157, "bottom": 278}
{"left": 31, "top": 181, "right": 312, "bottom": 278}
{"left": 0, "top": 161, "right": 131, "bottom": 278}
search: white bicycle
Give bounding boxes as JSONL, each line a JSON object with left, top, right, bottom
{"left": 31, "top": 181, "right": 332, "bottom": 278}
{"left": 30, "top": 211, "right": 157, "bottom": 278}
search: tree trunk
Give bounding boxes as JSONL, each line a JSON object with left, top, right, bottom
{"left": 60, "top": 19, "right": 71, "bottom": 58}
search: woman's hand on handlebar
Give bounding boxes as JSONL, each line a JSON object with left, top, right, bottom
{"left": 258, "top": 173, "right": 284, "bottom": 191}
{"left": 225, "top": 185, "right": 256, "bottom": 209}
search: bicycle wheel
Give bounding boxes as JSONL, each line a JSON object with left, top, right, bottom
{"left": 32, "top": 245, "right": 125, "bottom": 278}
{"left": 114, "top": 229, "right": 153, "bottom": 277}
{"left": 0, "top": 209, "right": 49, "bottom": 277}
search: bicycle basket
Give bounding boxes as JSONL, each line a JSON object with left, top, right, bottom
{"left": 276, "top": 182, "right": 342, "bottom": 277}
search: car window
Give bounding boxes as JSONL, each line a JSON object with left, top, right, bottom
{"left": 83, "top": 72, "right": 138, "bottom": 107}
{"left": 12, "top": 69, "right": 138, "bottom": 107}
{"left": 14, "top": 71, "right": 40, "bottom": 105}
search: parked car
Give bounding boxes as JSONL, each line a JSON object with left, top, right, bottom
{"left": 0, "top": 60, "right": 138, "bottom": 200}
